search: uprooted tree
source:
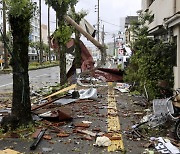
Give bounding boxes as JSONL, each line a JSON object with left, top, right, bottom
{"left": 45, "top": 0, "right": 78, "bottom": 85}
{"left": 3, "top": 0, "right": 36, "bottom": 128}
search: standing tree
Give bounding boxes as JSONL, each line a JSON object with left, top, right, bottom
{"left": 5, "top": 0, "right": 36, "bottom": 127}
{"left": 45, "top": 0, "right": 78, "bottom": 85}
{"left": 124, "top": 12, "right": 176, "bottom": 99}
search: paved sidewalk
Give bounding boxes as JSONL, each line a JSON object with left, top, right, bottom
{"left": 0, "top": 82, "right": 175, "bottom": 154}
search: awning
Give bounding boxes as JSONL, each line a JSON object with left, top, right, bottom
{"left": 148, "top": 25, "right": 166, "bottom": 35}
{"left": 165, "top": 12, "right": 180, "bottom": 28}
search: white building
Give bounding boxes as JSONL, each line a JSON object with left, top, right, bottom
{"left": 142, "top": 0, "right": 180, "bottom": 89}
{"left": 29, "top": 11, "right": 40, "bottom": 62}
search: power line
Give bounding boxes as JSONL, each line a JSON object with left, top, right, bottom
{"left": 101, "top": 19, "right": 121, "bottom": 28}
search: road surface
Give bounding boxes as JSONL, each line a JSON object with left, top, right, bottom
{"left": 0, "top": 66, "right": 60, "bottom": 93}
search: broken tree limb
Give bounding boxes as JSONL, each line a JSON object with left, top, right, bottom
{"left": 64, "top": 15, "right": 106, "bottom": 65}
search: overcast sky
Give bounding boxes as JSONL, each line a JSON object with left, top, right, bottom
{"left": 41, "top": 0, "right": 142, "bottom": 45}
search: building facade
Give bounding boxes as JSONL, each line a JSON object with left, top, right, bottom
{"left": 142, "top": 0, "right": 180, "bottom": 89}
{"left": 124, "top": 16, "right": 138, "bottom": 45}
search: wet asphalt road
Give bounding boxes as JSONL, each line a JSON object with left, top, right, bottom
{"left": 0, "top": 66, "right": 60, "bottom": 93}
{"left": 0, "top": 84, "right": 148, "bottom": 154}
{"left": 0, "top": 63, "right": 152, "bottom": 153}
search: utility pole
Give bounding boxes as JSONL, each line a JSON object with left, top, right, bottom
{"left": 39, "top": 0, "right": 43, "bottom": 65}
{"left": 3, "top": 0, "right": 8, "bottom": 69}
{"left": 102, "top": 25, "right": 105, "bottom": 45}
{"left": 97, "top": 0, "right": 100, "bottom": 42}
{"left": 113, "top": 34, "right": 116, "bottom": 57}
{"left": 48, "top": 3, "right": 51, "bottom": 63}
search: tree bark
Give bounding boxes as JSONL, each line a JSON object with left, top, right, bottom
{"left": 59, "top": 44, "right": 67, "bottom": 85}
{"left": 9, "top": 15, "right": 32, "bottom": 125}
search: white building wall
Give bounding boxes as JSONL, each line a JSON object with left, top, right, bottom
{"left": 142, "top": 0, "right": 180, "bottom": 89}
{"left": 173, "top": 26, "right": 180, "bottom": 89}
{"left": 148, "top": 0, "right": 174, "bottom": 30}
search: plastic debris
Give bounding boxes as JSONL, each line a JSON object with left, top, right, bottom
{"left": 79, "top": 88, "right": 98, "bottom": 100}
{"left": 95, "top": 136, "right": 111, "bottom": 147}
{"left": 152, "top": 137, "right": 180, "bottom": 154}
{"left": 42, "top": 147, "right": 53, "bottom": 153}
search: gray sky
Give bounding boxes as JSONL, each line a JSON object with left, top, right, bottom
{"left": 41, "top": 0, "right": 142, "bottom": 45}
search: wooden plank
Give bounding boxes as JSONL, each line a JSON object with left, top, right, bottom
{"left": 43, "top": 84, "right": 76, "bottom": 100}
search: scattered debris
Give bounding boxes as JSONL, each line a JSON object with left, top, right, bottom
{"left": 114, "top": 83, "right": 130, "bottom": 93}
{"left": 95, "top": 136, "right": 111, "bottom": 147}
{"left": 57, "top": 132, "right": 70, "bottom": 137}
{"left": 30, "top": 128, "right": 47, "bottom": 150}
{"left": 74, "top": 122, "right": 90, "bottom": 128}
{"left": 152, "top": 137, "right": 180, "bottom": 154}
{"left": 53, "top": 98, "right": 78, "bottom": 105}
{"left": 42, "top": 147, "right": 54, "bottom": 153}
{"left": 0, "top": 149, "right": 21, "bottom": 154}
{"left": 76, "top": 128, "right": 97, "bottom": 137}
{"left": 43, "top": 135, "right": 52, "bottom": 140}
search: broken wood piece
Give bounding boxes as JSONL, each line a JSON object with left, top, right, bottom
{"left": 30, "top": 128, "right": 47, "bottom": 150}
{"left": 74, "top": 123, "right": 90, "bottom": 128}
{"left": 76, "top": 129, "right": 97, "bottom": 137}
{"left": 0, "top": 149, "right": 20, "bottom": 154}
{"left": 75, "top": 99, "right": 94, "bottom": 103}
{"left": 57, "top": 132, "right": 70, "bottom": 137}
{"left": 31, "top": 128, "right": 42, "bottom": 139}
{"left": 82, "top": 135, "right": 93, "bottom": 141}
{"left": 43, "top": 84, "right": 76, "bottom": 100}
{"left": 31, "top": 96, "right": 63, "bottom": 111}
{"left": 43, "top": 135, "right": 52, "bottom": 140}
{"left": 108, "top": 136, "right": 121, "bottom": 140}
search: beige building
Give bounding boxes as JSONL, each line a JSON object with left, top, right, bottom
{"left": 124, "top": 16, "right": 138, "bottom": 46}
{"left": 142, "top": 0, "right": 180, "bottom": 89}
{"left": 41, "top": 24, "right": 48, "bottom": 44}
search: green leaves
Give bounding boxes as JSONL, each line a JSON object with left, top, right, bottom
{"left": 54, "top": 25, "right": 72, "bottom": 44}
{"left": 5, "top": 0, "right": 36, "bottom": 19}
{"left": 124, "top": 12, "right": 176, "bottom": 99}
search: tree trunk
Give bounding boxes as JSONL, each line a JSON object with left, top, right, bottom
{"left": 75, "top": 31, "right": 81, "bottom": 69}
{"left": 9, "top": 15, "right": 32, "bottom": 125}
{"left": 59, "top": 44, "right": 67, "bottom": 85}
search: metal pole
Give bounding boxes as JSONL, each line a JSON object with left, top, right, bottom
{"left": 48, "top": 3, "right": 51, "bottom": 63}
{"left": 39, "top": 0, "right": 42, "bottom": 64}
{"left": 97, "top": 0, "right": 100, "bottom": 42}
{"left": 113, "top": 34, "right": 116, "bottom": 57}
{"left": 102, "top": 25, "right": 105, "bottom": 45}
{"left": 3, "top": 1, "right": 8, "bottom": 68}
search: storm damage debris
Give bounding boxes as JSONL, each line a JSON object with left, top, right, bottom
{"left": 114, "top": 83, "right": 130, "bottom": 93}
{"left": 95, "top": 136, "right": 111, "bottom": 147}
{"left": 0, "top": 149, "right": 21, "bottom": 154}
{"left": 151, "top": 137, "right": 180, "bottom": 154}
{"left": 30, "top": 128, "right": 47, "bottom": 150}
{"left": 39, "top": 107, "right": 73, "bottom": 121}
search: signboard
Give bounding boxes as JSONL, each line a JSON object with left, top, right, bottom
{"left": 0, "top": 59, "right": 4, "bottom": 64}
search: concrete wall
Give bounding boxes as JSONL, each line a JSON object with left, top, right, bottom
{"left": 176, "top": 0, "right": 180, "bottom": 12}
{"left": 41, "top": 24, "right": 48, "bottom": 44}
{"left": 173, "top": 26, "right": 180, "bottom": 89}
{"left": 148, "top": 0, "right": 174, "bottom": 30}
